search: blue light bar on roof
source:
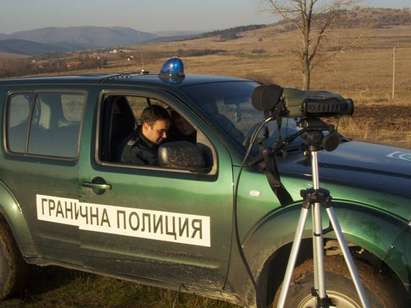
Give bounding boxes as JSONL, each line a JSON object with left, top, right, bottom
{"left": 160, "top": 57, "right": 185, "bottom": 82}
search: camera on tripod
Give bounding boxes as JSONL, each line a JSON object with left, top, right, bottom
{"left": 251, "top": 84, "right": 354, "bottom": 152}
{"left": 251, "top": 84, "right": 354, "bottom": 119}
{"left": 248, "top": 85, "right": 370, "bottom": 308}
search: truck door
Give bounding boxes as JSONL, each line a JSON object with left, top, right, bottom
{"left": 2, "top": 89, "right": 87, "bottom": 264}
{"left": 78, "top": 90, "right": 233, "bottom": 289}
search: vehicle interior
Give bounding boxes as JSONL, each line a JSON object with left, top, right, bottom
{"left": 98, "top": 95, "right": 215, "bottom": 174}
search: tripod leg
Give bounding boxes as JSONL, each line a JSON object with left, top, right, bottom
{"left": 311, "top": 150, "right": 327, "bottom": 302}
{"left": 326, "top": 207, "right": 370, "bottom": 308}
{"left": 312, "top": 206, "right": 319, "bottom": 291}
{"left": 313, "top": 202, "right": 327, "bottom": 300}
{"left": 277, "top": 207, "right": 309, "bottom": 308}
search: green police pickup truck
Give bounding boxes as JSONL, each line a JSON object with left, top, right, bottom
{"left": 0, "top": 59, "right": 410, "bottom": 308}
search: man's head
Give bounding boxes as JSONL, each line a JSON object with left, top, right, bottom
{"left": 141, "top": 105, "right": 170, "bottom": 144}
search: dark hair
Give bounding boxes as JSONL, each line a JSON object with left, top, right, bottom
{"left": 140, "top": 105, "right": 170, "bottom": 125}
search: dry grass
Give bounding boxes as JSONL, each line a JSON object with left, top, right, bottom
{"left": 337, "top": 104, "right": 411, "bottom": 148}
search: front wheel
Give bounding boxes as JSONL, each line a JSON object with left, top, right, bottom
{"left": 273, "top": 256, "right": 404, "bottom": 308}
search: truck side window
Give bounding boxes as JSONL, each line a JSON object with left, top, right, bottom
{"left": 6, "top": 92, "right": 86, "bottom": 158}
{"left": 98, "top": 94, "right": 216, "bottom": 174}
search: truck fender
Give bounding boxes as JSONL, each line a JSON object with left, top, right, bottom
{"left": 225, "top": 201, "right": 410, "bottom": 307}
{"left": 0, "top": 181, "right": 37, "bottom": 258}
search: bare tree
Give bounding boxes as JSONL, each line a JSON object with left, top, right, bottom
{"left": 266, "top": 0, "right": 354, "bottom": 89}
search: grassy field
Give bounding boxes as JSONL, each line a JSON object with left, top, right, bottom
{"left": 3, "top": 23, "right": 411, "bottom": 308}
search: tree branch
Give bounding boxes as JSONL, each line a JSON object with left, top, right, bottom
{"left": 265, "top": 0, "right": 357, "bottom": 88}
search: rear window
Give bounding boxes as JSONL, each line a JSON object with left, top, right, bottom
{"left": 6, "top": 92, "right": 86, "bottom": 158}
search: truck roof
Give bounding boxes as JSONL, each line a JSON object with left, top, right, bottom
{"left": 0, "top": 73, "right": 249, "bottom": 88}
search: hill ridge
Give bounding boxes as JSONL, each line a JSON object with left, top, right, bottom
{"left": 0, "top": 26, "right": 158, "bottom": 55}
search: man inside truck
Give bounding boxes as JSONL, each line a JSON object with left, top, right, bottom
{"left": 120, "top": 105, "right": 170, "bottom": 165}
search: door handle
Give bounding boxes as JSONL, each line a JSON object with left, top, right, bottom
{"left": 82, "top": 182, "right": 112, "bottom": 190}
{"left": 82, "top": 177, "right": 112, "bottom": 194}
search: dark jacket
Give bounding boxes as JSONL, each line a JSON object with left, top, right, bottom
{"left": 120, "top": 129, "right": 159, "bottom": 165}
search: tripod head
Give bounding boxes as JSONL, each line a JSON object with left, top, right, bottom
{"left": 250, "top": 84, "right": 352, "bottom": 155}
{"left": 298, "top": 118, "right": 341, "bottom": 153}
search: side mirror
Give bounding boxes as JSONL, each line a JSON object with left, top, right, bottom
{"left": 158, "top": 141, "right": 208, "bottom": 172}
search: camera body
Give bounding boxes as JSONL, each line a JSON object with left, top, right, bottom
{"left": 283, "top": 88, "right": 354, "bottom": 118}
{"left": 252, "top": 84, "right": 354, "bottom": 119}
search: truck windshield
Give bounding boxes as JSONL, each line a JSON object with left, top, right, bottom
{"left": 182, "top": 81, "right": 299, "bottom": 148}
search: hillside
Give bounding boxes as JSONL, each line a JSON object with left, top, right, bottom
{"left": 270, "top": 7, "right": 411, "bottom": 33}
{"left": 0, "top": 26, "right": 158, "bottom": 54}
{"left": 161, "top": 8, "right": 411, "bottom": 46}
{"left": 194, "top": 24, "right": 268, "bottom": 41}
{"left": 334, "top": 7, "right": 411, "bottom": 28}
{"left": 11, "top": 26, "right": 158, "bottom": 49}
{"left": 195, "top": 8, "right": 411, "bottom": 39}
{"left": 0, "top": 39, "right": 69, "bottom": 56}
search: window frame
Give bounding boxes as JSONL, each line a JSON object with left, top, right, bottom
{"left": 94, "top": 89, "right": 219, "bottom": 177}
{"left": 4, "top": 91, "right": 34, "bottom": 154}
{"left": 4, "top": 89, "right": 88, "bottom": 161}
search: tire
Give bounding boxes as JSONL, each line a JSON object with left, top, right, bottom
{"left": 0, "top": 221, "right": 29, "bottom": 300}
{"left": 273, "top": 256, "right": 403, "bottom": 308}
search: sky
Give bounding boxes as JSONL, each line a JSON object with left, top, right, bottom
{"left": 0, "top": 0, "right": 410, "bottom": 34}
